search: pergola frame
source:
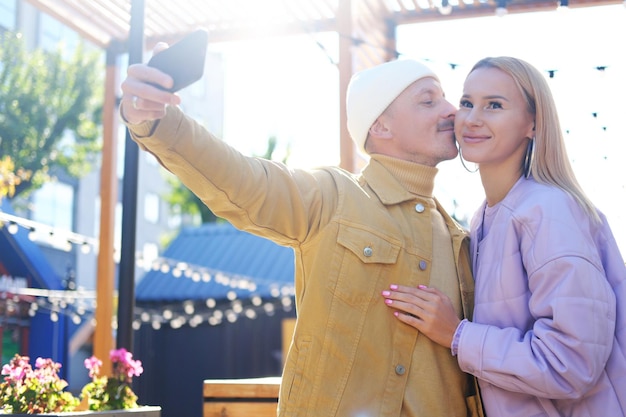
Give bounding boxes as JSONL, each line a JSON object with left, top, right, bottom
{"left": 21, "top": 0, "right": 622, "bottom": 374}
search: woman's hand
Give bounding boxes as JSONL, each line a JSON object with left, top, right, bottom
{"left": 120, "top": 43, "right": 181, "bottom": 125}
{"left": 382, "top": 284, "right": 460, "bottom": 348}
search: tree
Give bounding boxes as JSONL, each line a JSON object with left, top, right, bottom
{"left": 0, "top": 156, "right": 30, "bottom": 203}
{"left": 163, "top": 135, "right": 290, "bottom": 225}
{"left": 0, "top": 31, "right": 103, "bottom": 199}
{"left": 164, "top": 173, "right": 219, "bottom": 225}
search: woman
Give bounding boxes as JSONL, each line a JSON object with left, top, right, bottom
{"left": 382, "top": 56, "right": 626, "bottom": 416}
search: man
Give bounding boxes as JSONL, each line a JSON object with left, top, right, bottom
{"left": 121, "top": 49, "right": 481, "bottom": 416}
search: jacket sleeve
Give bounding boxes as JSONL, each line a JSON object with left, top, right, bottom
{"left": 457, "top": 190, "right": 617, "bottom": 399}
{"left": 126, "top": 105, "right": 338, "bottom": 246}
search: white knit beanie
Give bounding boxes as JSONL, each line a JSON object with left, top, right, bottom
{"left": 346, "top": 59, "right": 438, "bottom": 155}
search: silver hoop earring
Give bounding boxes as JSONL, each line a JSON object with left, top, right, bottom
{"left": 458, "top": 146, "right": 478, "bottom": 173}
{"left": 523, "top": 138, "right": 535, "bottom": 179}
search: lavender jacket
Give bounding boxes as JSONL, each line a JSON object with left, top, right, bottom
{"left": 457, "top": 177, "right": 626, "bottom": 416}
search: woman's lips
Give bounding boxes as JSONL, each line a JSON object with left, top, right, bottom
{"left": 460, "top": 133, "right": 490, "bottom": 144}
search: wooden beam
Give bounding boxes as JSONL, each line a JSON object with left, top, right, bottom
{"left": 25, "top": 0, "right": 624, "bottom": 50}
{"left": 23, "top": 0, "right": 115, "bottom": 48}
{"left": 393, "top": 0, "right": 624, "bottom": 24}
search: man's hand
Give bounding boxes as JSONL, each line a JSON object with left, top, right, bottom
{"left": 120, "top": 43, "right": 181, "bottom": 125}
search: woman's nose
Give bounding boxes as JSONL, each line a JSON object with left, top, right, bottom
{"left": 464, "top": 108, "right": 483, "bottom": 126}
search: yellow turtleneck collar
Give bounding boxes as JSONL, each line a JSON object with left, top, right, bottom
{"left": 370, "top": 154, "right": 438, "bottom": 198}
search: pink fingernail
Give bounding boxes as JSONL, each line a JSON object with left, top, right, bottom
{"left": 385, "top": 299, "right": 393, "bottom": 305}
{"left": 418, "top": 285, "right": 427, "bottom": 289}
{"left": 390, "top": 284, "right": 398, "bottom": 290}
{"left": 393, "top": 311, "right": 399, "bottom": 317}
{"left": 381, "top": 290, "right": 390, "bottom": 296}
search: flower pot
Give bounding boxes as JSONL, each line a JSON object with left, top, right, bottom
{"left": 2, "top": 405, "right": 161, "bottom": 417}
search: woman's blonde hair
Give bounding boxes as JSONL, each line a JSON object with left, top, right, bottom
{"left": 470, "top": 56, "right": 600, "bottom": 223}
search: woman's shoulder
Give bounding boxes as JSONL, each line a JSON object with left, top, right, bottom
{"left": 501, "top": 179, "right": 607, "bottom": 271}
{"left": 504, "top": 178, "right": 581, "bottom": 219}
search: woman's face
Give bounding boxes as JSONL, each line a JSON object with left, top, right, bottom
{"left": 455, "top": 67, "right": 535, "bottom": 175}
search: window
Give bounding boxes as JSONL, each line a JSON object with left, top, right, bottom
{"left": 39, "top": 13, "right": 79, "bottom": 55}
{"left": 115, "top": 202, "right": 122, "bottom": 263}
{"left": 0, "top": 0, "right": 16, "bottom": 31}
{"left": 32, "top": 181, "right": 74, "bottom": 231}
{"left": 144, "top": 151, "right": 158, "bottom": 166}
{"left": 117, "top": 124, "right": 127, "bottom": 179}
{"left": 168, "top": 204, "right": 182, "bottom": 229}
{"left": 141, "top": 243, "right": 159, "bottom": 271}
{"left": 144, "top": 193, "right": 159, "bottom": 224}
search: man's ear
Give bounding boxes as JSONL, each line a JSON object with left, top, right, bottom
{"left": 369, "top": 117, "right": 392, "bottom": 140}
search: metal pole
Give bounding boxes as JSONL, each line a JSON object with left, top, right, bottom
{"left": 117, "top": 0, "right": 144, "bottom": 352}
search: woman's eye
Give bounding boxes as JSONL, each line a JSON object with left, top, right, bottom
{"left": 459, "top": 99, "right": 472, "bottom": 108}
{"left": 487, "top": 101, "right": 503, "bottom": 109}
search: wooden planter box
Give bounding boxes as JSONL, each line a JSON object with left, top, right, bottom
{"left": 4, "top": 406, "right": 161, "bottom": 417}
{"left": 203, "top": 377, "right": 280, "bottom": 417}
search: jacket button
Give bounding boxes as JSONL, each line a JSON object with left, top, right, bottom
{"left": 419, "top": 260, "right": 427, "bottom": 270}
{"left": 415, "top": 203, "right": 425, "bottom": 213}
{"left": 363, "top": 246, "right": 373, "bottom": 257}
{"left": 395, "top": 364, "right": 406, "bottom": 375}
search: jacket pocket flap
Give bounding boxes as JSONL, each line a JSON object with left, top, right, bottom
{"left": 337, "top": 223, "right": 400, "bottom": 264}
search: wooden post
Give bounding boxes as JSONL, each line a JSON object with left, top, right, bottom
{"left": 94, "top": 47, "right": 119, "bottom": 376}
{"left": 337, "top": 0, "right": 356, "bottom": 174}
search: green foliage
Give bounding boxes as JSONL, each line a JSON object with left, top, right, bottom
{"left": 257, "top": 135, "right": 291, "bottom": 164}
{"left": 80, "top": 348, "right": 143, "bottom": 411}
{"left": 162, "top": 135, "right": 290, "bottom": 225}
{"left": 0, "top": 31, "right": 103, "bottom": 199}
{"left": 163, "top": 172, "right": 220, "bottom": 225}
{"left": 80, "top": 376, "right": 139, "bottom": 411}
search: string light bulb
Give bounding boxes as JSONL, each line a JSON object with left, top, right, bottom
{"left": 438, "top": 0, "right": 452, "bottom": 16}
{"left": 80, "top": 242, "right": 91, "bottom": 254}
{"left": 495, "top": 0, "right": 508, "bottom": 17}
{"left": 7, "top": 221, "right": 19, "bottom": 234}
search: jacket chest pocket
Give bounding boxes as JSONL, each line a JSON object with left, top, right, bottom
{"left": 330, "top": 223, "right": 401, "bottom": 307}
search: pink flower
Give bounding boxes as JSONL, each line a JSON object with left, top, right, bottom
{"left": 0, "top": 354, "right": 78, "bottom": 413}
{"left": 2, "top": 361, "right": 27, "bottom": 382}
{"left": 2, "top": 350, "right": 145, "bottom": 413}
{"left": 109, "top": 348, "right": 130, "bottom": 363}
{"left": 1, "top": 364, "right": 10, "bottom": 375}
{"left": 83, "top": 356, "right": 102, "bottom": 379}
{"left": 35, "top": 357, "right": 47, "bottom": 369}
{"left": 109, "top": 348, "right": 143, "bottom": 381}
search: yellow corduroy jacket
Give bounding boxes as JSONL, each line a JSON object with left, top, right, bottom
{"left": 126, "top": 106, "right": 483, "bottom": 417}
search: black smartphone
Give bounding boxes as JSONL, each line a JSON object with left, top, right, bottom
{"left": 147, "top": 29, "right": 209, "bottom": 92}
